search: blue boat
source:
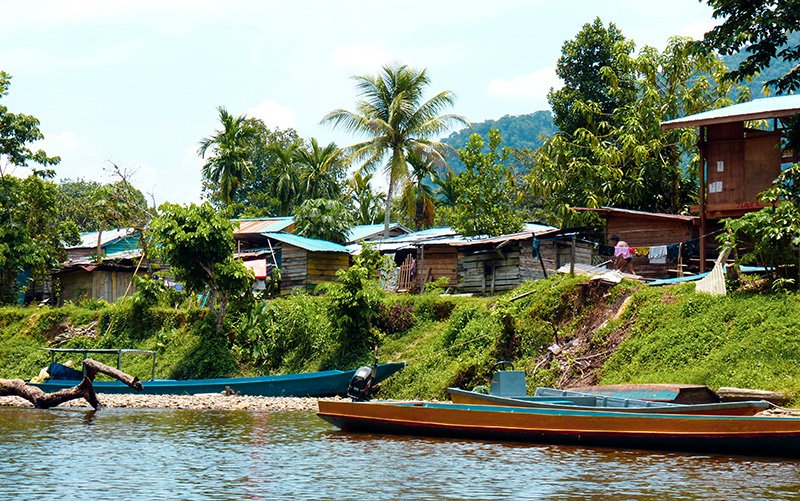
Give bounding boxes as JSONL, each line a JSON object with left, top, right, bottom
{"left": 31, "top": 348, "right": 405, "bottom": 397}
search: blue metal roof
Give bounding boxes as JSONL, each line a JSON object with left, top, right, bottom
{"left": 662, "top": 95, "right": 800, "bottom": 129}
{"left": 67, "top": 228, "right": 137, "bottom": 250}
{"left": 262, "top": 232, "right": 349, "bottom": 253}
{"left": 345, "top": 223, "right": 411, "bottom": 243}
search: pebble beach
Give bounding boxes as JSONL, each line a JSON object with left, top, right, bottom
{"left": 0, "top": 393, "right": 335, "bottom": 411}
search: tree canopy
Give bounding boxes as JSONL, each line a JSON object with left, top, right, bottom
{"left": 528, "top": 28, "right": 749, "bottom": 226}
{"left": 323, "top": 64, "right": 467, "bottom": 237}
{"left": 697, "top": 0, "right": 800, "bottom": 93}
{"left": 446, "top": 129, "right": 524, "bottom": 237}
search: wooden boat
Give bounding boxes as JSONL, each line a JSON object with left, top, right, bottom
{"left": 447, "top": 387, "right": 770, "bottom": 416}
{"left": 317, "top": 400, "right": 800, "bottom": 457}
{"left": 563, "top": 384, "right": 720, "bottom": 404}
{"left": 32, "top": 348, "right": 405, "bottom": 396}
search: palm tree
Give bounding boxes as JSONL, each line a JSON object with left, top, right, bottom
{"left": 347, "top": 172, "right": 385, "bottom": 225}
{"left": 322, "top": 64, "right": 467, "bottom": 237}
{"left": 198, "top": 107, "right": 262, "bottom": 205}
{"left": 293, "top": 138, "right": 345, "bottom": 200}
{"left": 269, "top": 142, "right": 301, "bottom": 216}
{"left": 400, "top": 150, "right": 441, "bottom": 230}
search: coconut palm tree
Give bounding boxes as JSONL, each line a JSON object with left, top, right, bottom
{"left": 293, "top": 138, "right": 345, "bottom": 200}
{"left": 322, "top": 64, "right": 467, "bottom": 237}
{"left": 269, "top": 142, "right": 301, "bottom": 216}
{"left": 400, "top": 150, "right": 441, "bottom": 230}
{"left": 198, "top": 107, "right": 262, "bottom": 205}
{"left": 347, "top": 172, "right": 385, "bottom": 225}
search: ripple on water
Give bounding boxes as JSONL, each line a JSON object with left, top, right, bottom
{"left": 1, "top": 407, "right": 799, "bottom": 500}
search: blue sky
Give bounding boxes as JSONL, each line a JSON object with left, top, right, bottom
{"left": 1, "top": 0, "right": 717, "bottom": 205}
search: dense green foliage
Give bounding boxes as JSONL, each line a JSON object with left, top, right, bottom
{"left": 698, "top": 0, "right": 800, "bottom": 93}
{"left": 150, "top": 202, "right": 252, "bottom": 335}
{"left": 4, "top": 275, "right": 800, "bottom": 405}
{"left": 440, "top": 111, "right": 557, "bottom": 172}
{"left": 527, "top": 24, "right": 749, "bottom": 225}
{"left": 323, "top": 64, "right": 467, "bottom": 237}
{"left": 293, "top": 198, "right": 354, "bottom": 244}
{"left": 444, "top": 129, "right": 524, "bottom": 237}
{"left": 723, "top": 164, "right": 800, "bottom": 287}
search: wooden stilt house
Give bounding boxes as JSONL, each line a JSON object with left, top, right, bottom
{"left": 662, "top": 95, "right": 800, "bottom": 271}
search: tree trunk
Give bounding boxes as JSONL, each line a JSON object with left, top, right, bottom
{"left": 0, "top": 358, "right": 143, "bottom": 410}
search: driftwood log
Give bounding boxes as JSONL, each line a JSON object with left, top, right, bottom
{"left": 0, "top": 358, "right": 143, "bottom": 410}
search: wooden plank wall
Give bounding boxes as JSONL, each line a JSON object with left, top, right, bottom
{"left": 458, "top": 239, "right": 597, "bottom": 294}
{"left": 280, "top": 244, "right": 308, "bottom": 291}
{"left": 307, "top": 252, "right": 350, "bottom": 288}
{"left": 419, "top": 246, "right": 458, "bottom": 288}
{"left": 605, "top": 216, "right": 694, "bottom": 247}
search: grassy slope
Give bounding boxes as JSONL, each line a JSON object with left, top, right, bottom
{"left": 2, "top": 277, "right": 800, "bottom": 404}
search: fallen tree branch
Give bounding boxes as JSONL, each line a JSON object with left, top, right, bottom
{"left": 0, "top": 358, "right": 142, "bottom": 410}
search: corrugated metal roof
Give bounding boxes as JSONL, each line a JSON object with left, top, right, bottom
{"left": 345, "top": 223, "right": 412, "bottom": 243}
{"left": 67, "top": 228, "right": 136, "bottom": 250}
{"left": 349, "top": 223, "right": 558, "bottom": 252}
{"left": 575, "top": 207, "right": 699, "bottom": 223}
{"left": 662, "top": 95, "right": 800, "bottom": 129}
{"left": 262, "top": 232, "right": 349, "bottom": 253}
{"left": 234, "top": 217, "right": 294, "bottom": 234}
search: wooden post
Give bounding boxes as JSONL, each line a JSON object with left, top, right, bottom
{"left": 699, "top": 126, "right": 707, "bottom": 273}
{"left": 418, "top": 245, "right": 425, "bottom": 293}
{"left": 570, "top": 234, "right": 576, "bottom": 276}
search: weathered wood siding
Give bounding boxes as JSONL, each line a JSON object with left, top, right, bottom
{"left": 307, "top": 252, "right": 350, "bottom": 288}
{"left": 279, "top": 243, "right": 350, "bottom": 293}
{"left": 419, "top": 246, "right": 458, "bottom": 288}
{"left": 605, "top": 216, "right": 695, "bottom": 247}
{"left": 279, "top": 244, "right": 308, "bottom": 291}
{"left": 457, "top": 239, "right": 596, "bottom": 294}
{"left": 60, "top": 270, "right": 137, "bottom": 303}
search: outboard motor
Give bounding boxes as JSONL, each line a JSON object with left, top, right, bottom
{"left": 347, "top": 365, "right": 376, "bottom": 401}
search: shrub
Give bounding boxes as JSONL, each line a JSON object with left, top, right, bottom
{"left": 377, "top": 302, "right": 415, "bottom": 334}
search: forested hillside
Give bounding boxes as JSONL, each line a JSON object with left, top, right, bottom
{"left": 440, "top": 111, "right": 557, "bottom": 171}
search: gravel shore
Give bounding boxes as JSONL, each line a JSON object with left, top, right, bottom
{"left": 0, "top": 394, "right": 337, "bottom": 411}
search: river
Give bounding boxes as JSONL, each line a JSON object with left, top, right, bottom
{"left": 1, "top": 407, "right": 799, "bottom": 500}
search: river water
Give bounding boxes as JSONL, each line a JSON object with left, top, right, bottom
{"left": 1, "top": 406, "right": 799, "bottom": 500}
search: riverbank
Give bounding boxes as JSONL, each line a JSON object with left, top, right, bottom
{"left": 0, "top": 394, "right": 332, "bottom": 411}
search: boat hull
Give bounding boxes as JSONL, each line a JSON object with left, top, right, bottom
{"left": 447, "top": 388, "right": 769, "bottom": 416}
{"left": 317, "top": 400, "right": 800, "bottom": 457}
{"left": 32, "top": 363, "right": 405, "bottom": 397}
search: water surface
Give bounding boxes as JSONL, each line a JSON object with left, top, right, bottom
{"left": 1, "top": 407, "right": 798, "bottom": 499}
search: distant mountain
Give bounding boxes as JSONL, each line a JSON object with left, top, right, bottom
{"left": 440, "top": 111, "right": 557, "bottom": 172}
{"left": 723, "top": 31, "right": 799, "bottom": 98}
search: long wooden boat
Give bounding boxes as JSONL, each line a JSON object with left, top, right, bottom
{"left": 561, "top": 384, "right": 720, "bottom": 404}
{"left": 317, "top": 400, "right": 800, "bottom": 457}
{"left": 447, "top": 387, "right": 770, "bottom": 416}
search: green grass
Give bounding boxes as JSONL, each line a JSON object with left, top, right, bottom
{"left": 4, "top": 275, "right": 800, "bottom": 405}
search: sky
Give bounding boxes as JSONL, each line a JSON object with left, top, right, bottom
{"left": 1, "top": 0, "right": 719, "bottom": 205}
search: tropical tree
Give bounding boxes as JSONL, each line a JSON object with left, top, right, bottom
{"left": 150, "top": 202, "right": 252, "bottom": 337}
{"left": 399, "top": 150, "right": 440, "bottom": 230}
{"left": 322, "top": 64, "right": 468, "bottom": 237}
{"left": 528, "top": 33, "right": 750, "bottom": 226}
{"left": 0, "top": 71, "right": 60, "bottom": 178}
{"left": 696, "top": 0, "right": 800, "bottom": 93}
{"left": 548, "top": 18, "right": 637, "bottom": 135}
{"left": 294, "top": 198, "right": 355, "bottom": 244}
{"left": 198, "top": 107, "right": 264, "bottom": 205}
{"left": 269, "top": 142, "right": 302, "bottom": 216}
{"left": 346, "top": 172, "right": 385, "bottom": 225}
{"left": 449, "top": 129, "right": 524, "bottom": 237}
{"left": 294, "top": 138, "right": 347, "bottom": 201}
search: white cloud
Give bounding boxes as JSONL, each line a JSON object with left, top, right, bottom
{"left": 675, "top": 20, "right": 719, "bottom": 40}
{"left": 485, "top": 66, "right": 560, "bottom": 106}
{"left": 329, "top": 43, "right": 396, "bottom": 70}
{"left": 245, "top": 100, "right": 297, "bottom": 130}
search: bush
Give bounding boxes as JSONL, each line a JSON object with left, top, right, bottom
{"left": 377, "top": 302, "right": 415, "bottom": 334}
